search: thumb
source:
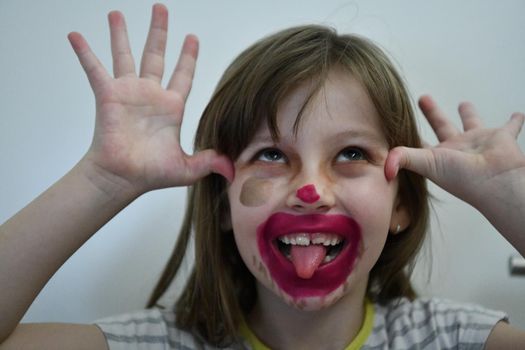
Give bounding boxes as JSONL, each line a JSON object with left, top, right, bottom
{"left": 185, "top": 149, "right": 235, "bottom": 184}
{"left": 385, "top": 146, "right": 436, "bottom": 181}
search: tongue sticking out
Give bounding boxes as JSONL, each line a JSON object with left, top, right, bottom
{"left": 290, "top": 245, "right": 327, "bottom": 279}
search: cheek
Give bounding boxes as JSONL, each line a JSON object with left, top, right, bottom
{"left": 239, "top": 177, "right": 274, "bottom": 207}
{"left": 336, "top": 176, "right": 396, "bottom": 225}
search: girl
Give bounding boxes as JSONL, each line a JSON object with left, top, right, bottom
{"left": 1, "top": 3, "right": 524, "bottom": 349}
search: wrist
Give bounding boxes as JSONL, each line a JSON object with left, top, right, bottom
{"left": 75, "top": 154, "right": 143, "bottom": 204}
{"left": 475, "top": 176, "right": 525, "bottom": 256}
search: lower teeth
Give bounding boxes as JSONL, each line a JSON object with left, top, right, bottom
{"left": 323, "top": 254, "right": 335, "bottom": 263}
{"left": 277, "top": 241, "right": 344, "bottom": 264}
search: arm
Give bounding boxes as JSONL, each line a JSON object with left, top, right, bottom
{"left": 485, "top": 321, "right": 525, "bottom": 350}
{"left": 385, "top": 96, "right": 525, "bottom": 348}
{"left": 0, "top": 324, "right": 109, "bottom": 350}
{"left": 0, "top": 4, "right": 232, "bottom": 347}
{"left": 0, "top": 159, "right": 135, "bottom": 346}
{"left": 386, "top": 95, "right": 525, "bottom": 256}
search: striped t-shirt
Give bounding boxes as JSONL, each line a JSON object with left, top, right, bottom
{"left": 94, "top": 298, "right": 507, "bottom": 349}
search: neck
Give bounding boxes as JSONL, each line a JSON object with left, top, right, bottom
{"left": 247, "top": 281, "right": 368, "bottom": 350}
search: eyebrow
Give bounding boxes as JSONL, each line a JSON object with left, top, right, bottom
{"left": 247, "top": 128, "right": 387, "bottom": 148}
{"left": 329, "top": 129, "right": 387, "bottom": 146}
{"left": 247, "top": 134, "right": 276, "bottom": 146}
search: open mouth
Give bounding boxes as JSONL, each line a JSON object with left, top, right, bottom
{"left": 257, "top": 213, "right": 361, "bottom": 299}
{"left": 274, "top": 233, "right": 348, "bottom": 279}
{"left": 276, "top": 233, "right": 345, "bottom": 264}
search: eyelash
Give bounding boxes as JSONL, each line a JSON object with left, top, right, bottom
{"left": 254, "top": 148, "right": 287, "bottom": 163}
{"left": 253, "top": 147, "right": 368, "bottom": 164}
{"left": 335, "top": 147, "right": 368, "bottom": 162}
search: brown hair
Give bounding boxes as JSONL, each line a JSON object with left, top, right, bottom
{"left": 147, "top": 25, "right": 429, "bottom": 346}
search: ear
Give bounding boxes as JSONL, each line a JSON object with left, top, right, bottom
{"left": 389, "top": 195, "right": 410, "bottom": 235}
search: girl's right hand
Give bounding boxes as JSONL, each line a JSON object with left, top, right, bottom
{"left": 68, "top": 4, "right": 233, "bottom": 197}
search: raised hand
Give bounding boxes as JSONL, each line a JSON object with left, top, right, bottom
{"left": 68, "top": 4, "right": 233, "bottom": 196}
{"left": 386, "top": 95, "right": 524, "bottom": 207}
{"left": 385, "top": 95, "right": 525, "bottom": 253}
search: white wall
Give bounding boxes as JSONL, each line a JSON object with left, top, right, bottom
{"left": 1, "top": 0, "right": 524, "bottom": 327}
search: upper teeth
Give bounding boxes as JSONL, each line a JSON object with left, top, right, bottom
{"left": 278, "top": 233, "right": 342, "bottom": 246}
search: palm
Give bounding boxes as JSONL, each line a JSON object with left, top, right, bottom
{"left": 427, "top": 124, "right": 525, "bottom": 205}
{"left": 93, "top": 77, "right": 187, "bottom": 188}
{"left": 68, "top": 5, "right": 232, "bottom": 193}
{"left": 387, "top": 95, "right": 525, "bottom": 208}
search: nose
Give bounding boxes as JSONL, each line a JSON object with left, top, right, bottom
{"left": 286, "top": 182, "right": 336, "bottom": 213}
{"left": 296, "top": 184, "right": 320, "bottom": 203}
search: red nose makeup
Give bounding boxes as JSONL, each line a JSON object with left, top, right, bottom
{"left": 296, "top": 184, "right": 320, "bottom": 204}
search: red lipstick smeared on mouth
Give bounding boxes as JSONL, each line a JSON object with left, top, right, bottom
{"left": 257, "top": 213, "right": 361, "bottom": 299}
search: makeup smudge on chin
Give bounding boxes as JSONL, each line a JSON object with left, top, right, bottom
{"left": 296, "top": 300, "right": 307, "bottom": 310}
{"left": 240, "top": 177, "right": 273, "bottom": 207}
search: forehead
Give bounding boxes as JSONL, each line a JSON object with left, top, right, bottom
{"left": 255, "top": 70, "right": 386, "bottom": 145}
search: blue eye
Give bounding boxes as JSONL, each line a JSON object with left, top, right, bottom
{"left": 256, "top": 148, "right": 286, "bottom": 163}
{"left": 336, "top": 147, "right": 366, "bottom": 162}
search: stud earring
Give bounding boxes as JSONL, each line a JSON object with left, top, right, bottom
{"left": 395, "top": 224, "right": 401, "bottom": 233}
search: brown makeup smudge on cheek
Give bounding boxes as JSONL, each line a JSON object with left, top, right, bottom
{"left": 255, "top": 257, "right": 275, "bottom": 289}
{"left": 239, "top": 177, "right": 273, "bottom": 207}
{"left": 343, "top": 280, "right": 350, "bottom": 294}
{"left": 258, "top": 261, "right": 268, "bottom": 280}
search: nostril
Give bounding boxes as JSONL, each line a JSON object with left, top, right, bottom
{"left": 315, "top": 204, "right": 332, "bottom": 213}
{"left": 292, "top": 203, "right": 330, "bottom": 213}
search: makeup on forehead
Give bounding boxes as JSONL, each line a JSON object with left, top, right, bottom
{"left": 239, "top": 177, "right": 274, "bottom": 207}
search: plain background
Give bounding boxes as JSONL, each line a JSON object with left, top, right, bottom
{"left": 1, "top": 0, "right": 524, "bottom": 328}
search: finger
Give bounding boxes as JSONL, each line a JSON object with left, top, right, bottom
{"left": 458, "top": 101, "right": 483, "bottom": 131}
{"left": 68, "top": 32, "right": 110, "bottom": 91}
{"left": 108, "top": 11, "right": 136, "bottom": 77}
{"left": 504, "top": 112, "right": 525, "bottom": 138}
{"left": 167, "top": 34, "right": 199, "bottom": 101}
{"left": 419, "top": 95, "right": 459, "bottom": 142}
{"left": 184, "top": 150, "right": 235, "bottom": 184}
{"left": 140, "top": 3, "right": 168, "bottom": 82}
{"left": 385, "top": 146, "right": 435, "bottom": 181}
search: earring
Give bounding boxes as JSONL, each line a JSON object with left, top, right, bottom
{"left": 395, "top": 224, "right": 401, "bottom": 233}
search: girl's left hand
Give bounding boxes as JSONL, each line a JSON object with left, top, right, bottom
{"left": 386, "top": 95, "right": 524, "bottom": 209}
{"left": 385, "top": 95, "right": 525, "bottom": 252}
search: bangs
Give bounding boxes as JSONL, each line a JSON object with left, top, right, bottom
{"left": 196, "top": 25, "right": 336, "bottom": 160}
{"left": 196, "top": 25, "right": 418, "bottom": 159}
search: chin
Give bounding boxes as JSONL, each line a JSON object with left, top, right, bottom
{"left": 284, "top": 284, "right": 347, "bottom": 311}
{"left": 257, "top": 255, "right": 369, "bottom": 313}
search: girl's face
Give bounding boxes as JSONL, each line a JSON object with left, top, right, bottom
{"left": 227, "top": 70, "right": 408, "bottom": 311}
